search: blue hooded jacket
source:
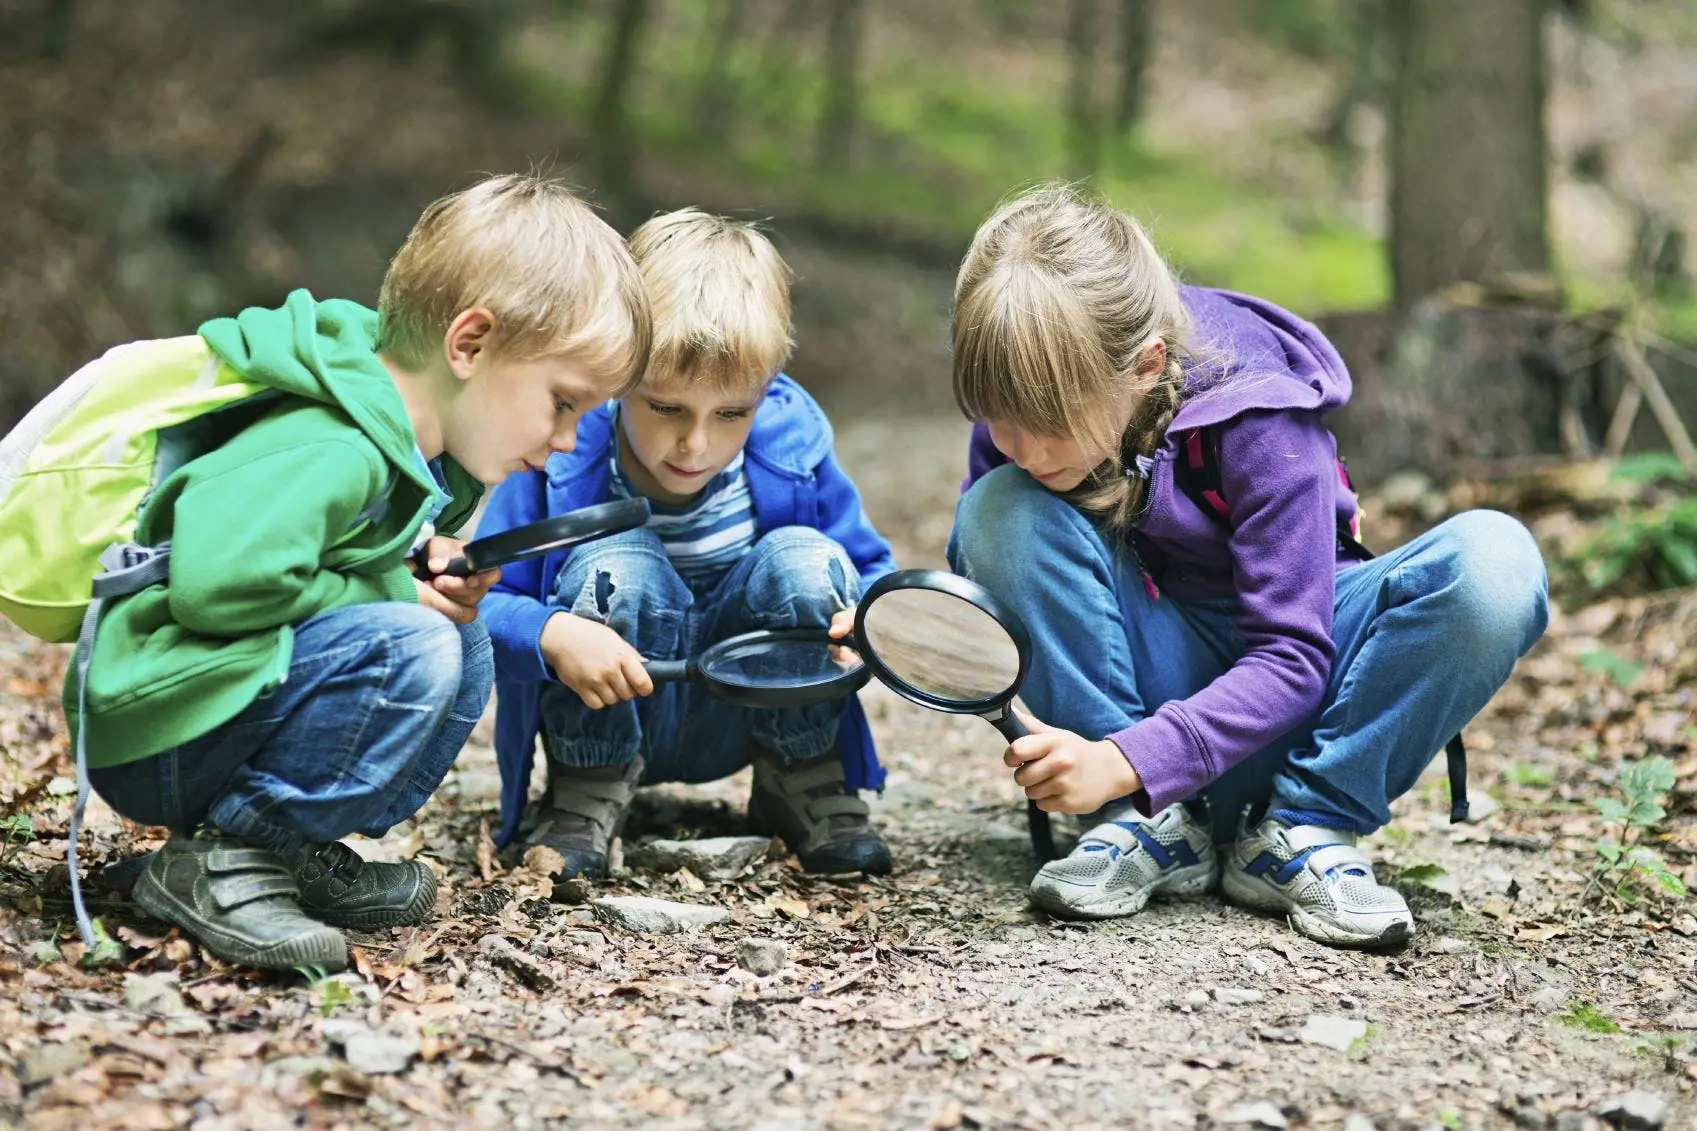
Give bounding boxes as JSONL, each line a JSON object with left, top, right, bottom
{"left": 480, "top": 375, "right": 896, "bottom": 846}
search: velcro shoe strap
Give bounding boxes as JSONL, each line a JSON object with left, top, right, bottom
{"left": 1074, "top": 820, "right": 1143, "bottom": 853}
{"left": 1303, "top": 842, "right": 1374, "bottom": 878}
{"left": 807, "top": 794, "right": 869, "bottom": 820}
{"left": 206, "top": 846, "right": 292, "bottom": 873}
{"left": 208, "top": 869, "right": 300, "bottom": 911}
{"left": 780, "top": 760, "right": 846, "bottom": 796}
{"left": 1280, "top": 824, "right": 1359, "bottom": 852}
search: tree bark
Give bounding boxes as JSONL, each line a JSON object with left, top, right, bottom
{"left": 592, "top": 0, "right": 651, "bottom": 196}
{"left": 694, "top": 0, "right": 747, "bottom": 142}
{"left": 1113, "top": 0, "right": 1152, "bottom": 135}
{"left": 1387, "top": 0, "right": 1551, "bottom": 308}
{"left": 1064, "top": 0, "right": 1101, "bottom": 177}
{"left": 816, "top": 0, "right": 867, "bottom": 169}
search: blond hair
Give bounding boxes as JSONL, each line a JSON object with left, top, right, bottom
{"left": 953, "top": 183, "right": 1193, "bottom": 531}
{"left": 628, "top": 208, "right": 794, "bottom": 392}
{"left": 379, "top": 173, "right": 651, "bottom": 395}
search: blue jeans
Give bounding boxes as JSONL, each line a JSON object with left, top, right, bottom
{"left": 89, "top": 603, "right": 494, "bottom": 854}
{"left": 538, "top": 526, "right": 859, "bottom": 782}
{"left": 947, "top": 466, "right": 1549, "bottom": 839}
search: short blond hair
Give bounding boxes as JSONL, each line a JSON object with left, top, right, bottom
{"left": 953, "top": 183, "right": 1193, "bottom": 531}
{"left": 628, "top": 208, "right": 793, "bottom": 391}
{"left": 379, "top": 173, "right": 651, "bottom": 395}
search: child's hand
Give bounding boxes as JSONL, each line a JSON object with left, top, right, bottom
{"left": 1003, "top": 713, "right": 1143, "bottom": 814}
{"left": 541, "top": 612, "right": 655, "bottom": 709}
{"left": 827, "top": 607, "right": 857, "bottom": 639}
{"left": 413, "top": 536, "right": 499, "bottom": 625}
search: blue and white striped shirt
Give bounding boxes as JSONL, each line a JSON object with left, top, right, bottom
{"left": 608, "top": 442, "right": 758, "bottom": 593}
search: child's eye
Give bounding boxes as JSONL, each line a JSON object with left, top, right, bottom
{"left": 647, "top": 401, "right": 681, "bottom": 416}
{"left": 717, "top": 409, "right": 751, "bottom": 421}
{"left": 553, "top": 395, "right": 575, "bottom": 415}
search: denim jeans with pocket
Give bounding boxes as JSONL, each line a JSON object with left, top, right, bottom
{"left": 947, "top": 465, "right": 1549, "bottom": 839}
{"left": 89, "top": 602, "right": 494, "bottom": 854}
{"left": 537, "top": 525, "right": 860, "bottom": 783}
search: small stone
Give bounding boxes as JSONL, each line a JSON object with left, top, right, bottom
{"left": 1463, "top": 791, "right": 1499, "bottom": 823}
{"left": 17, "top": 1042, "right": 87, "bottom": 1087}
{"left": 702, "top": 983, "right": 738, "bottom": 1008}
{"left": 1554, "top": 1113, "right": 1586, "bottom": 1131}
{"left": 1342, "top": 1116, "right": 1378, "bottom": 1131}
{"left": 1182, "top": 990, "right": 1210, "bottom": 1008}
{"left": 626, "top": 837, "right": 771, "bottom": 881}
{"left": 566, "top": 908, "right": 596, "bottom": 926}
{"left": 46, "top": 776, "right": 75, "bottom": 797}
{"left": 1596, "top": 1090, "right": 1667, "bottom": 1130}
{"left": 1219, "top": 1100, "right": 1287, "bottom": 1128}
{"left": 343, "top": 1031, "right": 419, "bottom": 1075}
{"left": 1298, "top": 1014, "right": 1368, "bottom": 1052}
{"left": 1531, "top": 986, "right": 1569, "bottom": 1013}
{"left": 553, "top": 876, "right": 593, "bottom": 904}
{"left": 1432, "top": 936, "right": 1470, "bottom": 954}
{"left": 737, "top": 936, "right": 787, "bottom": 976}
{"left": 592, "top": 895, "right": 729, "bottom": 933}
{"left": 477, "top": 933, "right": 557, "bottom": 991}
{"left": 1213, "top": 987, "right": 1266, "bottom": 1005}
{"left": 122, "top": 973, "right": 190, "bottom": 1016}
{"left": 261, "top": 1055, "right": 341, "bottom": 1083}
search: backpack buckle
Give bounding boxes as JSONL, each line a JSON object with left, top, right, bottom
{"left": 92, "top": 542, "right": 173, "bottom": 599}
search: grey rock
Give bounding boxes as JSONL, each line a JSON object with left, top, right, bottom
{"left": 261, "top": 1055, "right": 340, "bottom": 1084}
{"left": 1432, "top": 936, "right": 1470, "bottom": 954}
{"left": 17, "top": 1042, "right": 87, "bottom": 1087}
{"left": 1213, "top": 986, "right": 1267, "bottom": 1005}
{"left": 1219, "top": 1100, "right": 1287, "bottom": 1128}
{"left": 1342, "top": 1116, "right": 1378, "bottom": 1131}
{"left": 123, "top": 972, "right": 190, "bottom": 1016}
{"left": 1554, "top": 1113, "right": 1587, "bottom": 1131}
{"left": 478, "top": 932, "right": 557, "bottom": 991}
{"left": 702, "top": 983, "right": 738, "bottom": 1008}
{"left": 1298, "top": 1014, "right": 1368, "bottom": 1052}
{"left": 737, "top": 936, "right": 787, "bottom": 976}
{"left": 628, "top": 836, "right": 771, "bottom": 880}
{"left": 1596, "top": 1090, "right": 1667, "bottom": 1130}
{"left": 1181, "top": 990, "right": 1211, "bottom": 1007}
{"left": 343, "top": 1030, "right": 419, "bottom": 1075}
{"left": 592, "top": 895, "right": 729, "bottom": 933}
{"left": 1532, "top": 986, "right": 1569, "bottom": 1013}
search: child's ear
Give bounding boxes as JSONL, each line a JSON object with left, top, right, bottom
{"left": 1135, "top": 338, "right": 1167, "bottom": 380}
{"left": 443, "top": 307, "right": 498, "bottom": 382}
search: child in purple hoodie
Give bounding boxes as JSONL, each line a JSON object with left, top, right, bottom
{"left": 946, "top": 184, "right": 1549, "bottom": 947}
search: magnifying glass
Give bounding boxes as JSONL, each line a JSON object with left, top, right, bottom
{"left": 426, "top": 498, "right": 653, "bottom": 577}
{"left": 850, "top": 569, "right": 1054, "bottom": 861}
{"left": 644, "top": 628, "right": 870, "bottom": 706}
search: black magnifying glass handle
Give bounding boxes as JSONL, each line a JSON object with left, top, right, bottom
{"left": 643, "top": 659, "right": 690, "bottom": 683}
{"left": 436, "top": 555, "right": 478, "bottom": 578}
{"left": 986, "top": 707, "right": 1029, "bottom": 744}
{"left": 982, "top": 706, "right": 1057, "bottom": 862}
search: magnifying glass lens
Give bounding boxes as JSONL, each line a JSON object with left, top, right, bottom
{"left": 858, "top": 589, "right": 1021, "bottom": 704}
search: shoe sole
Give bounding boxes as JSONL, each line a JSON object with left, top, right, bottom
{"left": 1220, "top": 864, "right": 1413, "bottom": 948}
{"left": 133, "top": 870, "right": 348, "bottom": 971}
{"left": 307, "top": 871, "right": 440, "bottom": 930}
{"left": 1028, "top": 859, "right": 1218, "bottom": 920}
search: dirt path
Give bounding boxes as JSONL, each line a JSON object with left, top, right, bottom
{"left": 1, "top": 415, "right": 1694, "bottom": 1131}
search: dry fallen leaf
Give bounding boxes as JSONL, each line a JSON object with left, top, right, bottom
{"left": 765, "top": 894, "right": 810, "bottom": 920}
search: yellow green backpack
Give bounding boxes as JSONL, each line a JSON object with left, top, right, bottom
{"left": 0, "top": 335, "right": 391, "bottom": 948}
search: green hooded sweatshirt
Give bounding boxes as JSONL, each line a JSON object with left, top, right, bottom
{"left": 64, "top": 289, "right": 483, "bottom": 769}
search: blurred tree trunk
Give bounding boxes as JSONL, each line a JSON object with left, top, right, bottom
{"left": 1064, "top": 0, "right": 1101, "bottom": 177}
{"left": 593, "top": 0, "right": 651, "bottom": 196}
{"left": 816, "top": 0, "right": 866, "bottom": 168}
{"left": 1112, "top": 0, "right": 1151, "bottom": 135}
{"left": 1319, "top": 0, "right": 1382, "bottom": 157}
{"left": 694, "top": 0, "right": 747, "bottom": 142}
{"left": 1388, "top": 0, "right": 1551, "bottom": 308}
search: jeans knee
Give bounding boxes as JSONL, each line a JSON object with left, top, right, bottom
{"left": 554, "top": 528, "right": 688, "bottom": 625}
{"left": 458, "top": 617, "right": 496, "bottom": 705}
{"left": 744, "top": 527, "right": 858, "bottom": 625}
{"left": 950, "top": 465, "right": 1098, "bottom": 589}
{"left": 370, "top": 603, "right": 464, "bottom": 706}
{"left": 1428, "top": 510, "right": 1549, "bottom": 651}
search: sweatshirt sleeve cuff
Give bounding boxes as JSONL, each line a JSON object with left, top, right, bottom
{"left": 484, "top": 594, "right": 560, "bottom": 684}
{"left": 1107, "top": 707, "right": 1214, "bottom": 816}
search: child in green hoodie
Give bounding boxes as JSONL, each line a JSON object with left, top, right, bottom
{"left": 63, "top": 174, "right": 651, "bottom": 971}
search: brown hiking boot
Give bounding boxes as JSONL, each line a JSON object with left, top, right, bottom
{"left": 132, "top": 832, "right": 347, "bottom": 971}
{"left": 519, "top": 756, "right": 645, "bottom": 884}
{"left": 747, "top": 749, "right": 892, "bottom": 875}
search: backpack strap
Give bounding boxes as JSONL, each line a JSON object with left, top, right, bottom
{"left": 1172, "top": 426, "right": 1470, "bottom": 824}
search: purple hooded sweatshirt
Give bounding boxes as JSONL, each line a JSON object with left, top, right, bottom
{"left": 964, "top": 286, "right": 1362, "bottom": 814}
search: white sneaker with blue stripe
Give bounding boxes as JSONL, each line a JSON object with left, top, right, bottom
{"left": 1027, "top": 803, "right": 1218, "bottom": 919}
{"left": 1221, "top": 816, "right": 1413, "bottom": 947}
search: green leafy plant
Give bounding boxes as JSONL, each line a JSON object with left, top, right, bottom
{"left": 295, "top": 964, "right": 357, "bottom": 1016}
{"left": 0, "top": 813, "right": 34, "bottom": 869}
{"left": 1505, "top": 763, "right": 1554, "bottom": 788}
{"left": 81, "top": 917, "right": 126, "bottom": 968}
{"left": 1591, "top": 756, "right": 1687, "bottom": 904}
{"left": 1556, "top": 1001, "right": 1622, "bottom": 1033}
{"left": 1576, "top": 648, "right": 1645, "bottom": 689}
{"left": 1561, "top": 495, "right": 1697, "bottom": 607}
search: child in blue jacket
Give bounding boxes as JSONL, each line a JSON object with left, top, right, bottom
{"left": 481, "top": 209, "right": 896, "bottom": 881}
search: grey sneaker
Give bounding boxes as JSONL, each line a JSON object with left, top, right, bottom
{"left": 288, "top": 841, "right": 437, "bottom": 930}
{"left": 131, "top": 833, "right": 347, "bottom": 971}
{"left": 521, "top": 757, "right": 645, "bottom": 883}
{"left": 1028, "top": 802, "right": 1218, "bottom": 919}
{"left": 1221, "top": 815, "right": 1413, "bottom": 948}
{"left": 747, "top": 750, "right": 892, "bottom": 875}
